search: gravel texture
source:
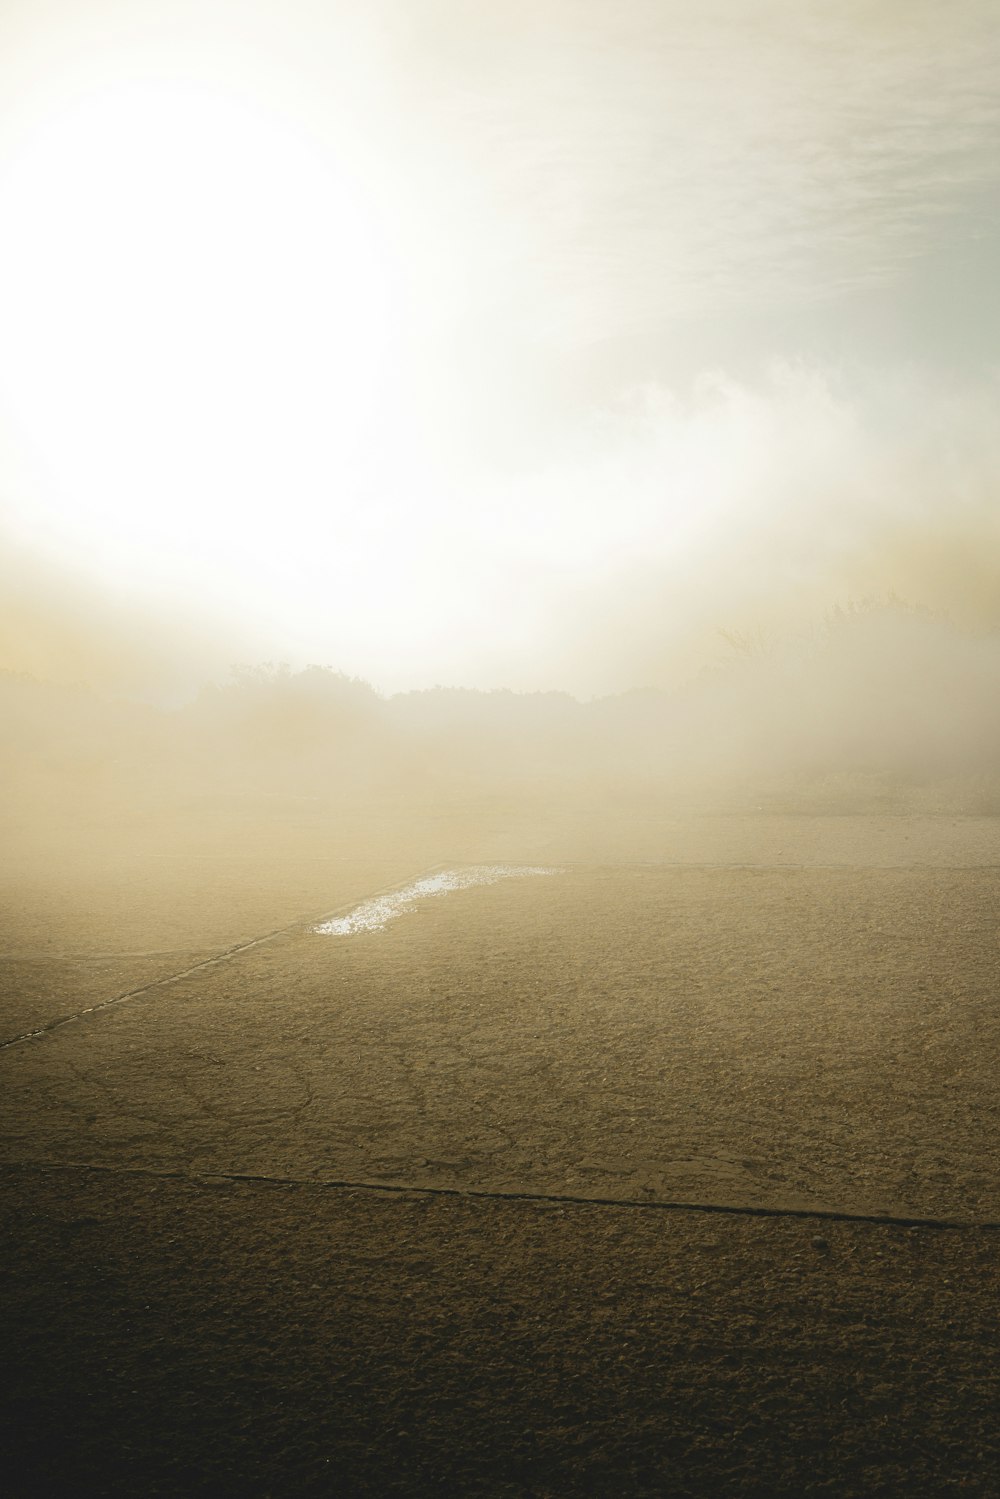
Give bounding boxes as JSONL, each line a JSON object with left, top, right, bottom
{"left": 3, "top": 805, "right": 999, "bottom": 1495}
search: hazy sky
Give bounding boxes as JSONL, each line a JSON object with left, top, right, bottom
{"left": 2, "top": 0, "right": 999, "bottom": 695}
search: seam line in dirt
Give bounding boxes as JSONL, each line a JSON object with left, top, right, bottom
{"left": 0, "top": 864, "right": 451, "bottom": 1051}
{"left": 4, "top": 858, "right": 997, "bottom": 1050}
{"left": 4, "top": 1160, "right": 997, "bottom": 1231}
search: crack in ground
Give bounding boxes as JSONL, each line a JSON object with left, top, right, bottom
{"left": 0, "top": 864, "right": 451, "bottom": 1050}
{"left": 3, "top": 1158, "right": 998, "bottom": 1231}
{"left": 5, "top": 860, "right": 997, "bottom": 1053}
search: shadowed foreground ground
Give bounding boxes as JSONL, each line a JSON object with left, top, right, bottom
{"left": 2, "top": 802, "right": 999, "bottom": 1494}
{"left": 3, "top": 1166, "right": 998, "bottom": 1497}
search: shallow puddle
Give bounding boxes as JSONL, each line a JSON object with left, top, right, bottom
{"left": 314, "top": 865, "right": 560, "bottom": 935}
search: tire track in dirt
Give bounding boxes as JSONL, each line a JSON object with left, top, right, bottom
{"left": 0, "top": 864, "right": 451, "bottom": 1050}
{"left": 5, "top": 1159, "right": 999, "bottom": 1231}
{"left": 6, "top": 854, "right": 995, "bottom": 1052}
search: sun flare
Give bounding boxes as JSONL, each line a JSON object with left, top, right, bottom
{"left": 2, "top": 1, "right": 1000, "bottom": 695}
{"left": 0, "top": 80, "right": 401, "bottom": 585}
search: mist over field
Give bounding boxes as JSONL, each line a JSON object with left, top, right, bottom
{"left": 4, "top": 1, "right": 1000, "bottom": 826}
{"left": 4, "top": 6, "right": 1000, "bottom": 1495}
{"left": 6, "top": 360, "right": 1000, "bottom": 827}
{"left": 4, "top": 588, "right": 1000, "bottom": 834}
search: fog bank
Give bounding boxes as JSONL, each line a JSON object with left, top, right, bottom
{"left": 4, "top": 599, "right": 999, "bottom": 831}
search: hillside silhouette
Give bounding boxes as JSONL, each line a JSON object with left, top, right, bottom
{"left": 4, "top": 598, "right": 999, "bottom": 832}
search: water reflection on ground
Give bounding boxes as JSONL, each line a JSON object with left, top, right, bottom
{"left": 314, "top": 865, "right": 561, "bottom": 936}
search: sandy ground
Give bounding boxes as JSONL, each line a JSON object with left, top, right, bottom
{"left": 2, "top": 801, "right": 999, "bottom": 1494}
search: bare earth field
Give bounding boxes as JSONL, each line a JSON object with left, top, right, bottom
{"left": 2, "top": 802, "right": 999, "bottom": 1495}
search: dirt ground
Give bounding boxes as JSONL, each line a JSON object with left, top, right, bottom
{"left": 2, "top": 800, "right": 999, "bottom": 1495}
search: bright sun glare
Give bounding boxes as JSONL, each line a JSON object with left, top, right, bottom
{"left": 0, "top": 81, "right": 401, "bottom": 595}
{"left": 0, "top": 49, "right": 777, "bottom": 694}
{"left": 3, "top": 4, "right": 1000, "bottom": 699}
